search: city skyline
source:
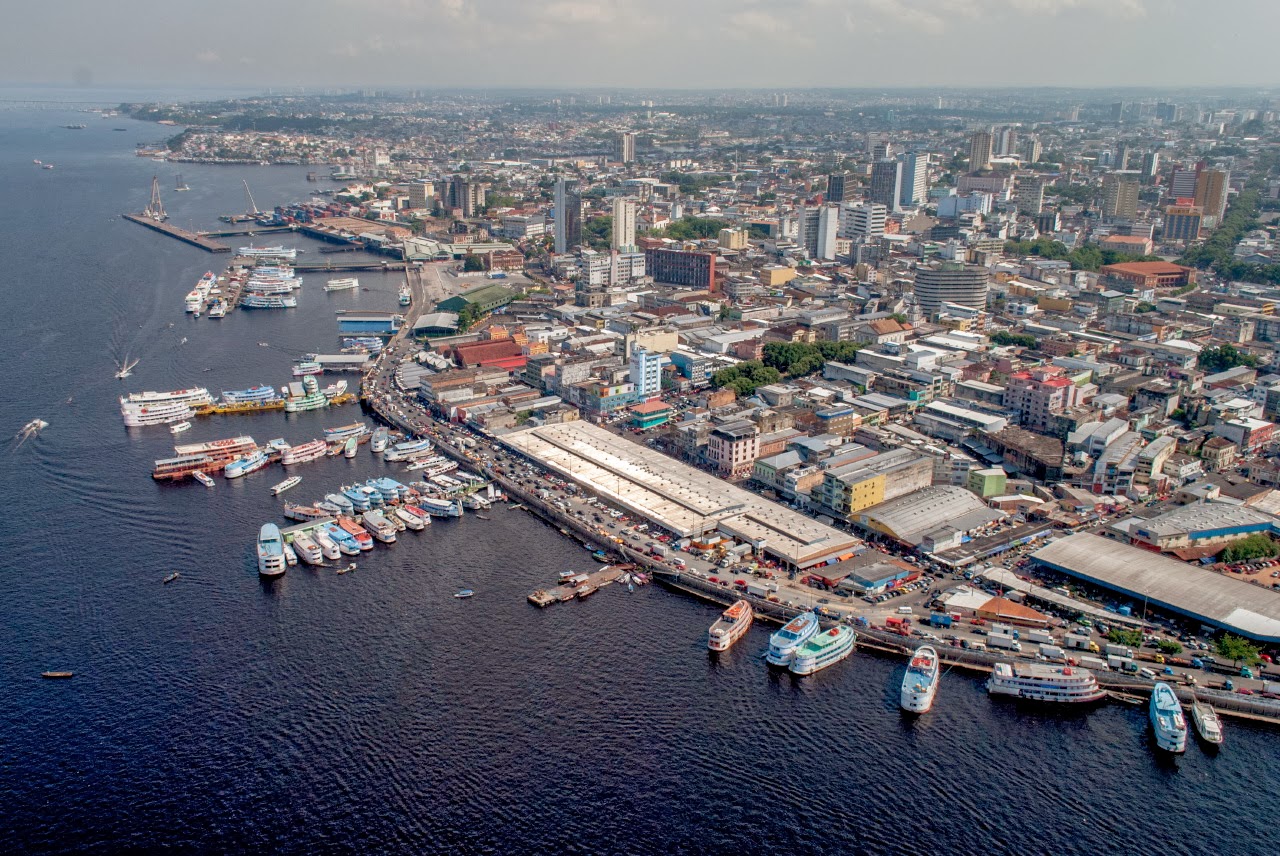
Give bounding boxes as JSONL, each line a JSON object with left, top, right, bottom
{"left": 2, "top": 0, "right": 1278, "bottom": 90}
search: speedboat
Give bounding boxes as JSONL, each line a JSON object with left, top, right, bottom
{"left": 1150, "top": 682, "right": 1188, "bottom": 753}
{"left": 901, "top": 645, "right": 940, "bottom": 713}
{"left": 765, "top": 611, "right": 820, "bottom": 667}
{"left": 790, "top": 626, "right": 856, "bottom": 676}
{"left": 192, "top": 471, "right": 216, "bottom": 488}
{"left": 170, "top": 421, "right": 192, "bottom": 434}
{"left": 454, "top": 589, "right": 475, "bottom": 599}
{"left": 1190, "top": 700, "right": 1224, "bottom": 745}
{"left": 337, "top": 563, "right": 357, "bottom": 575}
{"left": 271, "top": 476, "right": 302, "bottom": 495}
{"left": 707, "top": 600, "right": 753, "bottom": 652}
{"left": 163, "top": 572, "right": 180, "bottom": 584}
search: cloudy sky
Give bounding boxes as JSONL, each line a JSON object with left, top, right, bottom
{"left": 2, "top": 0, "right": 1274, "bottom": 91}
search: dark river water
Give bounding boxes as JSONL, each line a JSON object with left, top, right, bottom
{"left": 0, "top": 101, "right": 1276, "bottom": 855}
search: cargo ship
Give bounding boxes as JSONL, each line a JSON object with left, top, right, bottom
{"left": 900, "top": 645, "right": 940, "bottom": 713}
{"left": 707, "top": 600, "right": 753, "bottom": 652}
{"left": 789, "top": 626, "right": 856, "bottom": 676}
{"left": 765, "top": 611, "right": 820, "bottom": 667}
{"left": 281, "top": 439, "right": 328, "bottom": 465}
{"left": 256, "top": 523, "right": 287, "bottom": 576}
{"left": 1150, "top": 682, "right": 1188, "bottom": 753}
{"left": 987, "top": 663, "right": 1106, "bottom": 704}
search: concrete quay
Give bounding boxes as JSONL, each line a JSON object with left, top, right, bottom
{"left": 122, "top": 213, "right": 231, "bottom": 252}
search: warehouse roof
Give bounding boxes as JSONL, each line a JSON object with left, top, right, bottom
{"left": 1031, "top": 533, "right": 1280, "bottom": 643}
{"left": 1126, "top": 502, "right": 1280, "bottom": 540}
{"left": 857, "top": 485, "right": 1005, "bottom": 545}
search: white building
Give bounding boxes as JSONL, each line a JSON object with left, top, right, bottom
{"left": 611, "top": 197, "right": 637, "bottom": 252}
{"left": 841, "top": 202, "right": 887, "bottom": 241}
{"left": 797, "top": 204, "right": 840, "bottom": 260}
{"left": 629, "top": 346, "right": 664, "bottom": 398}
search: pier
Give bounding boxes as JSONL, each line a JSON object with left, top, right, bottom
{"left": 200, "top": 224, "right": 296, "bottom": 238}
{"left": 122, "top": 213, "right": 231, "bottom": 253}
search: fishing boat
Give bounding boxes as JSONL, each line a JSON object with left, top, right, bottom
{"left": 163, "top": 572, "right": 180, "bottom": 584}
{"left": 987, "top": 663, "right": 1106, "bottom": 704}
{"left": 707, "top": 599, "right": 753, "bottom": 652}
{"left": 576, "top": 584, "right": 597, "bottom": 599}
{"left": 325, "top": 277, "right": 360, "bottom": 292}
{"left": 41, "top": 671, "right": 74, "bottom": 679}
{"left": 256, "top": 523, "right": 287, "bottom": 576}
{"left": 170, "top": 421, "right": 192, "bottom": 434}
{"left": 192, "top": 471, "right": 216, "bottom": 488}
{"left": 1150, "top": 682, "right": 1188, "bottom": 753}
{"left": 789, "top": 626, "right": 856, "bottom": 676}
{"left": 1190, "top": 700, "right": 1224, "bottom": 746}
{"left": 343, "top": 436, "right": 358, "bottom": 458}
{"left": 765, "top": 611, "right": 820, "bottom": 667}
{"left": 271, "top": 476, "right": 302, "bottom": 496}
{"left": 338, "top": 562, "right": 357, "bottom": 574}
{"left": 900, "top": 645, "right": 940, "bottom": 713}
{"left": 454, "top": 589, "right": 475, "bottom": 599}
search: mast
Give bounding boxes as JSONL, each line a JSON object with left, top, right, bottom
{"left": 143, "top": 175, "right": 167, "bottom": 221}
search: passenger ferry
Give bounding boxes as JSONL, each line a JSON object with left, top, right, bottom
{"left": 240, "top": 293, "right": 297, "bottom": 309}
{"left": 415, "top": 496, "right": 463, "bottom": 518}
{"left": 324, "top": 422, "right": 368, "bottom": 442}
{"left": 282, "top": 502, "right": 330, "bottom": 522}
{"left": 361, "top": 510, "right": 398, "bottom": 543}
{"left": 222, "top": 384, "right": 280, "bottom": 404}
{"left": 342, "top": 486, "right": 374, "bottom": 511}
{"left": 765, "top": 611, "right": 821, "bottom": 667}
{"left": 394, "top": 506, "right": 427, "bottom": 530}
{"left": 900, "top": 645, "right": 940, "bottom": 713}
{"left": 371, "top": 426, "right": 389, "bottom": 453}
{"left": 324, "top": 277, "right": 360, "bottom": 292}
{"left": 284, "top": 376, "right": 329, "bottom": 413}
{"left": 278, "top": 439, "right": 325, "bottom": 466}
{"left": 123, "top": 400, "right": 195, "bottom": 427}
{"left": 175, "top": 436, "right": 257, "bottom": 457}
{"left": 256, "top": 523, "right": 287, "bottom": 576}
{"left": 322, "top": 523, "right": 361, "bottom": 556}
{"left": 123, "top": 387, "right": 213, "bottom": 408}
{"left": 343, "top": 436, "right": 358, "bottom": 458}
{"left": 325, "top": 492, "right": 356, "bottom": 514}
{"left": 384, "top": 438, "right": 433, "bottom": 461}
{"left": 312, "top": 529, "right": 342, "bottom": 560}
{"left": 290, "top": 532, "right": 324, "bottom": 565}
{"left": 1190, "top": 700, "right": 1224, "bottom": 746}
{"left": 224, "top": 450, "right": 269, "bottom": 479}
{"left": 271, "top": 476, "right": 302, "bottom": 495}
{"left": 169, "top": 420, "right": 192, "bottom": 435}
{"left": 1150, "top": 682, "right": 1188, "bottom": 753}
{"left": 987, "top": 663, "right": 1106, "bottom": 704}
{"left": 403, "top": 505, "right": 434, "bottom": 527}
{"left": 790, "top": 626, "right": 856, "bottom": 676}
{"left": 337, "top": 517, "right": 375, "bottom": 551}
{"left": 292, "top": 361, "right": 324, "bottom": 377}
{"left": 707, "top": 600, "right": 754, "bottom": 652}
{"left": 238, "top": 245, "right": 297, "bottom": 259}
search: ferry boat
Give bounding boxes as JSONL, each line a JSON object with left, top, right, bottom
{"left": 371, "top": 426, "right": 389, "bottom": 453}
{"left": 325, "top": 492, "right": 356, "bottom": 514}
{"left": 316, "top": 500, "right": 343, "bottom": 515}
{"left": 361, "top": 510, "right": 398, "bottom": 543}
{"left": 900, "top": 645, "right": 940, "bottom": 713}
{"left": 337, "top": 517, "right": 374, "bottom": 551}
{"left": 170, "top": 421, "right": 192, "bottom": 434}
{"left": 281, "top": 439, "right": 328, "bottom": 465}
{"left": 192, "top": 471, "right": 216, "bottom": 488}
{"left": 765, "top": 611, "right": 821, "bottom": 667}
{"left": 325, "top": 277, "right": 360, "bottom": 292}
{"left": 313, "top": 529, "right": 342, "bottom": 560}
{"left": 394, "top": 506, "right": 427, "bottom": 530}
{"left": 240, "top": 293, "right": 297, "bottom": 309}
{"left": 321, "top": 523, "right": 360, "bottom": 556}
{"left": 153, "top": 451, "right": 241, "bottom": 480}
{"left": 324, "top": 422, "right": 368, "bottom": 442}
{"left": 987, "top": 663, "right": 1106, "bottom": 704}
{"left": 224, "top": 450, "right": 269, "bottom": 479}
{"left": 175, "top": 436, "right": 256, "bottom": 457}
{"left": 341, "top": 486, "right": 373, "bottom": 511}
{"left": 790, "top": 626, "right": 856, "bottom": 676}
{"left": 123, "top": 400, "right": 195, "bottom": 427}
{"left": 124, "top": 387, "right": 213, "bottom": 408}
{"left": 398, "top": 284, "right": 412, "bottom": 306}
{"left": 292, "top": 361, "right": 324, "bottom": 377}
{"left": 384, "top": 438, "right": 432, "bottom": 461}
{"left": 343, "top": 436, "right": 358, "bottom": 458}
{"left": 208, "top": 299, "right": 228, "bottom": 318}
{"left": 1190, "top": 700, "right": 1224, "bottom": 746}
{"left": 282, "top": 502, "right": 330, "bottom": 522}
{"left": 365, "top": 478, "right": 409, "bottom": 504}
{"left": 238, "top": 245, "right": 297, "bottom": 258}
{"left": 1150, "top": 682, "right": 1188, "bottom": 753}
{"left": 244, "top": 278, "right": 300, "bottom": 295}
{"left": 342, "top": 337, "right": 384, "bottom": 353}
{"left": 284, "top": 376, "right": 329, "bottom": 413}
{"left": 256, "top": 523, "right": 287, "bottom": 576}
{"left": 222, "top": 385, "right": 280, "bottom": 404}
{"left": 185, "top": 290, "right": 204, "bottom": 313}
{"left": 415, "top": 495, "right": 463, "bottom": 518}
{"left": 290, "top": 532, "right": 324, "bottom": 565}
{"left": 271, "top": 476, "right": 302, "bottom": 495}
{"left": 707, "top": 600, "right": 754, "bottom": 651}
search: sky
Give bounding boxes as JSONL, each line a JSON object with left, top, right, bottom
{"left": 1, "top": 0, "right": 1276, "bottom": 92}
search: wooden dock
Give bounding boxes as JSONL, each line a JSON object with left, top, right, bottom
{"left": 122, "top": 213, "right": 231, "bottom": 253}
{"left": 527, "top": 565, "right": 623, "bottom": 607}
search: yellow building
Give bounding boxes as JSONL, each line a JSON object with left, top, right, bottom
{"left": 761, "top": 265, "right": 797, "bottom": 288}
{"left": 718, "top": 227, "right": 749, "bottom": 250}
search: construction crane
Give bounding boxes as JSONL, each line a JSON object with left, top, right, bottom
{"left": 143, "top": 175, "right": 167, "bottom": 221}
{"left": 243, "top": 180, "right": 260, "bottom": 217}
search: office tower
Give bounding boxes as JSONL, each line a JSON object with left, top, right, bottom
{"left": 1140, "top": 151, "right": 1161, "bottom": 183}
{"left": 611, "top": 197, "right": 637, "bottom": 252}
{"left": 1110, "top": 102, "right": 1124, "bottom": 122}
{"left": 1156, "top": 102, "right": 1180, "bottom": 123}
{"left": 869, "top": 159, "right": 903, "bottom": 212}
{"left": 968, "top": 130, "right": 993, "bottom": 172}
{"left": 841, "top": 202, "right": 887, "bottom": 241}
{"left": 996, "top": 127, "right": 1017, "bottom": 157}
{"left": 797, "top": 204, "right": 840, "bottom": 260}
{"left": 900, "top": 153, "right": 929, "bottom": 207}
{"left": 644, "top": 247, "right": 716, "bottom": 288}
{"left": 1102, "top": 175, "right": 1140, "bottom": 220}
{"left": 1019, "top": 137, "right": 1043, "bottom": 164}
{"left": 913, "top": 263, "right": 989, "bottom": 320}
{"left": 1117, "top": 143, "right": 1135, "bottom": 171}
{"left": 553, "top": 178, "right": 582, "bottom": 254}
{"left": 1035, "top": 211, "right": 1062, "bottom": 234}
{"left": 446, "top": 176, "right": 485, "bottom": 217}
{"left": 1015, "top": 175, "right": 1046, "bottom": 215}
{"left": 1194, "top": 168, "right": 1230, "bottom": 224}
{"left": 1164, "top": 204, "right": 1203, "bottom": 241}
{"left": 872, "top": 140, "right": 893, "bottom": 161}
{"left": 629, "top": 347, "right": 663, "bottom": 398}
{"left": 616, "top": 131, "right": 636, "bottom": 164}
{"left": 826, "top": 172, "right": 848, "bottom": 204}
{"left": 1170, "top": 166, "right": 1201, "bottom": 199}
{"left": 407, "top": 182, "right": 430, "bottom": 209}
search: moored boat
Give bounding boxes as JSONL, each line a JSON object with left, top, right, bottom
{"left": 337, "top": 516, "right": 374, "bottom": 551}
{"left": 283, "top": 502, "right": 330, "bottom": 522}
{"left": 312, "top": 529, "right": 342, "bottom": 560}
{"left": 790, "top": 625, "right": 856, "bottom": 676}
{"left": 323, "top": 422, "right": 367, "bottom": 442}
{"left": 192, "top": 471, "right": 216, "bottom": 488}
{"left": 1150, "top": 682, "right": 1188, "bottom": 753}
{"left": 987, "top": 662, "right": 1106, "bottom": 704}
{"left": 361, "top": 510, "right": 398, "bottom": 543}
{"left": 324, "top": 276, "right": 360, "bottom": 292}
{"left": 170, "top": 421, "right": 192, "bottom": 434}
{"left": 290, "top": 532, "right": 324, "bottom": 565}
{"left": 271, "top": 476, "right": 302, "bottom": 495}
{"left": 343, "top": 436, "right": 358, "bottom": 458}
{"left": 384, "top": 438, "right": 432, "bottom": 461}
{"left": 371, "top": 426, "right": 389, "bottom": 453}
{"left": 322, "top": 523, "right": 361, "bottom": 556}
{"left": 1190, "top": 700, "right": 1224, "bottom": 746}
{"left": 765, "top": 611, "right": 820, "bottom": 667}
{"left": 224, "top": 450, "right": 268, "bottom": 479}
{"left": 281, "top": 439, "right": 328, "bottom": 465}
{"left": 256, "top": 523, "right": 287, "bottom": 576}
{"left": 394, "top": 506, "right": 426, "bottom": 530}
{"left": 707, "top": 600, "right": 753, "bottom": 652}
{"left": 900, "top": 645, "right": 940, "bottom": 713}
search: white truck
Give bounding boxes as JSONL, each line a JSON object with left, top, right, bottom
{"left": 1104, "top": 643, "right": 1135, "bottom": 659}
{"left": 1039, "top": 644, "right": 1066, "bottom": 662}
{"left": 1108, "top": 655, "right": 1138, "bottom": 673}
{"left": 1078, "top": 655, "right": 1111, "bottom": 671}
{"left": 987, "top": 635, "right": 1023, "bottom": 652}
{"left": 1027, "top": 629, "right": 1056, "bottom": 645}
{"left": 1064, "top": 633, "right": 1093, "bottom": 651}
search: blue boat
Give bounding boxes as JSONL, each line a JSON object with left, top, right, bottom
{"left": 225, "top": 450, "right": 268, "bottom": 479}
{"left": 367, "top": 477, "right": 411, "bottom": 503}
{"left": 322, "top": 522, "right": 361, "bottom": 556}
{"left": 384, "top": 438, "right": 433, "bottom": 461}
{"left": 1150, "top": 682, "right": 1188, "bottom": 753}
{"left": 342, "top": 485, "right": 373, "bottom": 511}
{"left": 765, "top": 611, "right": 820, "bottom": 667}
{"left": 221, "top": 384, "right": 280, "bottom": 403}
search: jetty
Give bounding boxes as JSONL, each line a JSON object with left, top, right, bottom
{"left": 122, "top": 213, "right": 231, "bottom": 253}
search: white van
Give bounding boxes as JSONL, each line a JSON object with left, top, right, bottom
{"left": 896, "top": 605, "right": 914, "bottom": 615}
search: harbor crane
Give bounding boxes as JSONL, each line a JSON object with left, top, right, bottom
{"left": 243, "top": 180, "right": 260, "bottom": 217}
{"left": 143, "top": 175, "right": 167, "bottom": 221}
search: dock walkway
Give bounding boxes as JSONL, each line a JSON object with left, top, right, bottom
{"left": 122, "top": 213, "right": 231, "bottom": 252}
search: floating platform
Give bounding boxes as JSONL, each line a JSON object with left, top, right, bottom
{"left": 122, "top": 213, "right": 231, "bottom": 253}
{"left": 192, "top": 400, "right": 286, "bottom": 417}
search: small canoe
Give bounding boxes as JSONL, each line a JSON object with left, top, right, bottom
{"left": 454, "top": 589, "right": 474, "bottom": 599}
{"left": 163, "top": 572, "right": 180, "bottom": 584}
{"left": 42, "top": 671, "right": 74, "bottom": 679}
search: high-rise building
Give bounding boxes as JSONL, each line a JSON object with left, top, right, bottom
{"left": 1102, "top": 175, "right": 1140, "bottom": 220}
{"left": 1164, "top": 204, "right": 1203, "bottom": 241}
{"left": 1110, "top": 102, "right": 1125, "bottom": 122}
{"left": 1194, "top": 168, "right": 1230, "bottom": 224}
{"left": 1156, "top": 102, "right": 1180, "bottom": 123}
{"left": 797, "top": 204, "right": 840, "bottom": 260}
{"left": 553, "top": 178, "right": 582, "bottom": 254}
{"left": 1170, "top": 166, "right": 1201, "bottom": 199}
{"left": 1019, "top": 137, "right": 1043, "bottom": 164}
{"left": 629, "top": 346, "right": 663, "bottom": 398}
{"left": 1117, "top": 143, "right": 1135, "bottom": 171}
{"left": 996, "top": 127, "right": 1017, "bottom": 157}
{"left": 644, "top": 248, "right": 716, "bottom": 289}
{"left": 869, "top": 159, "right": 903, "bottom": 212}
{"left": 1140, "top": 151, "right": 1161, "bottom": 183}
{"left": 900, "top": 153, "right": 928, "bottom": 207}
{"left": 1015, "top": 175, "right": 1045, "bottom": 215}
{"left": 616, "top": 131, "right": 636, "bottom": 164}
{"left": 968, "top": 130, "right": 993, "bottom": 172}
{"left": 871, "top": 139, "right": 893, "bottom": 161}
{"left": 446, "top": 176, "right": 486, "bottom": 217}
{"left": 407, "top": 181, "right": 430, "bottom": 209}
{"left": 826, "top": 173, "right": 849, "bottom": 204}
{"left": 913, "top": 262, "right": 989, "bottom": 320}
{"left": 841, "top": 203, "right": 886, "bottom": 241}
{"left": 1006, "top": 367, "right": 1083, "bottom": 433}
{"left": 611, "top": 197, "right": 637, "bottom": 252}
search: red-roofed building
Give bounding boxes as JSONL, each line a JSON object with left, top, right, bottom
{"left": 1006, "top": 366, "right": 1084, "bottom": 432}
{"left": 630, "top": 398, "right": 673, "bottom": 429}
{"left": 452, "top": 338, "right": 524, "bottom": 368}
{"left": 1100, "top": 260, "right": 1196, "bottom": 289}
{"left": 975, "top": 596, "right": 1051, "bottom": 628}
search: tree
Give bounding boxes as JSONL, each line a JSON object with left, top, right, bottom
{"left": 1197, "top": 344, "right": 1259, "bottom": 373}
{"left": 657, "top": 216, "right": 729, "bottom": 241}
{"left": 462, "top": 254, "right": 485, "bottom": 273}
{"left": 710, "top": 361, "right": 781, "bottom": 397}
{"left": 991, "top": 331, "right": 1038, "bottom": 349}
{"left": 1216, "top": 633, "right": 1261, "bottom": 667}
{"left": 1107, "top": 628, "right": 1144, "bottom": 648}
{"left": 1219, "top": 533, "right": 1278, "bottom": 563}
{"left": 583, "top": 215, "right": 612, "bottom": 251}
{"left": 1157, "top": 640, "right": 1183, "bottom": 656}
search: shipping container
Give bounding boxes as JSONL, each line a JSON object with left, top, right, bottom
{"left": 929, "top": 612, "right": 954, "bottom": 628}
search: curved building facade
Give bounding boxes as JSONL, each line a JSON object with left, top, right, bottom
{"left": 913, "top": 263, "right": 989, "bottom": 321}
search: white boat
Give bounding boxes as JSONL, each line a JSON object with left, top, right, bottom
{"left": 256, "top": 523, "right": 287, "bottom": 576}
{"left": 114, "top": 357, "right": 140, "bottom": 379}
{"left": 281, "top": 439, "right": 328, "bottom": 466}
{"left": 271, "top": 476, "right": 302, "bottom": 495}
{"left": 765, "top": 611, "right": 820, "bottom": 667}
{"left": 120, "top": 400, "right": 194, "bottom": 427}
{"left": 394, "top": 506, "right": 426, "bottom": 530}
{"left": 239, "top": 245, "right": 297, "bottom": 259}
{"left": 361, "top": 510, "right": 398, "bottom": 543}
{"left": 325, "top": 277, "right": 360, "bottom": 292}
{"left": 900, "top": 645, "right": 940, "bottom": 713}
{"left": 192, "top": 471, "right": 216, "bottom": 488}
{"left": 371, "top": 426, "right": 389, "bottom": 453}
{"left": 122, "top": 387, "right": 213, "bottom": 407}
{"left": 1150, "top": 682, "right": 1188, "bottom": 753}
{"left": 1190, "top": 700, "right": 1224, "bottom": 745}
{"left": 283, "top": 543, "right": 298, "bottom": 566}
{"left": 987, "top": 663, "right": 1106, "bottom": 704}
{"left": 312, "top": 529, "right": 342, "bottom": 560}
{"left": 789, "top": 626, "right": 856, "bottom": 676}
{"left": 290, "top": 532, "right": 324, "bottom": 565}
{"left": 169, "top": 421, "right": 192, "bottom": 435}
{"left": 707, "top": 600, "right": 753, "bottom": 652}
{"left": 343, "top": 436, "right": 358, "bottom": 458}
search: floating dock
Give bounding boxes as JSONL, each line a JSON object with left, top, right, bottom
{"left": 122, "top": 213, "right": 231, "bottom": 253}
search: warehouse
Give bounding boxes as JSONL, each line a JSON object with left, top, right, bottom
{"left": 854, "top": 485, "right": 1006, "bottom": 553}
{"left": 504, "top": 421, "right": 860, "bottom": 570}
{"left": 1113, "top": 502, "right": 1280, "bottom": 552}
{"left": 1031, "top": 533, "right": 1280, "bottom": 643}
